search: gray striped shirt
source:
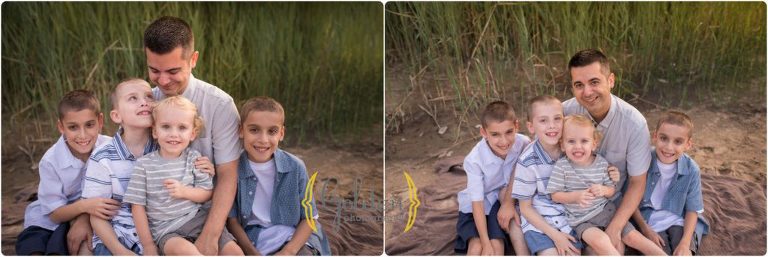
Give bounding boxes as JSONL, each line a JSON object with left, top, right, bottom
{"left": 124, "top": 149, "right": 213, "bottom": 241}
{"left": 546, "top": 154, "right": 613, "bottom": 226}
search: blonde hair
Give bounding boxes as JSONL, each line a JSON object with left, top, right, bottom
{"left": 561, "top": 114, "right": 602, "bottom": 144}
{"left": 152, "top": 96, "right": 204, "bottom": 135}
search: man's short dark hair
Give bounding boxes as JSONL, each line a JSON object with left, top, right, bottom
{"left": 144, "top": 16, "right": 195, "bottom": 58}
{"left": 568, "top": 49, "right": 611, "bottom": 75}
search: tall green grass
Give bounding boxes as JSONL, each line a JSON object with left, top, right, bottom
{"left": 2, "top": 2, "right": 383, "bottom": 144}
{"left": 387, "top": 2, "right": 765, "bottom": 114}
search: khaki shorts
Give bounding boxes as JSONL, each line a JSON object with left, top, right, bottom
{"left": 157, "top": 208, "right": 236, "bottom": 255}
{"left": 573, "top": 201, "right": 635, "bottom": 240}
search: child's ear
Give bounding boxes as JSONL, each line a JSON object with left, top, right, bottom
{"left": 110, "top": 109, "right": 121, "bottom": 124}
{"left": 151, "top": 126, "right": 158, "bottom": 140}
{"left": 479, "top": 126, "right": 488, "bottom": 138}
{"left": 278, "top": 125, "right": 286, "bottom": 141}
{"left": 56, "top": 119, "right": 65, "bottom": 135}
{"left": 97, "top": 113, "right": 105, "bottom": 132}
{"left": 238, "top": 124, "right": 244, "bottom": 139}
{"left": 685, "top": 137, "right": 693, "bottom": 150}
{"left": 526, "top": 121, "right": 534, "bottom": 135}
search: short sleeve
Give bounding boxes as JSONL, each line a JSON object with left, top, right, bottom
{"left": 297, "top": 159, "right": 319, "bottom": 220}
{"left": 210, "top": 100, "right": 243, "bottom": 165}
{"left": 37, "top": 159, "right": 67, "bottom": 215}
{"left": 463, "top": 159, "right": 485, "bottom": 202}
{"left": 685, "top": 164, "right": 705, "bottom": 213}
{"left": 626, "top": 124, "right": 652, "bottom": 177}
{"left": 123, "top": 161, "right": 148, "bottom": 206}
{"left": 81, "top": 159, "right": 113, "bottom": 199}
{"left": 545, "top": 159, "right": 568, "bottom": 194}
{"left": 511, "top": 163, "right": 536, "bottom": 200}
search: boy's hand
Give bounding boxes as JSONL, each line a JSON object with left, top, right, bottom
{"left": 588, "top": 184, "right": 606, "bottom": 198}
{"left": 551, "top": 230, "right": 580, "bottom": 256}
{"left": 194, "top": 156, "right": 216, "bottom": 177}
{"left": 81, "top": 198, "right": 120, "bottom": 220}
{"left": 496, "top": 204, "right": 519, "bottom": 232}
{"left": 607, "top": 165, "right": 620, "bottom": 183}
{"left": 481, "top": 242, "right": 494, "bottom": 256}
{"left": 673, "top": 243, "right": 692, "bottom": 256}
{"left": 577, "top": 190, "right": 595, "bottom": 207}
{"left": 67, "top": 215, "right": 93, "bottom": 254}
{"left": 164, "top": 179, "right": 188, "bottom": 199}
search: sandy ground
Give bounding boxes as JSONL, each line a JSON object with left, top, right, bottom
{"left": 1, "top": 122, "right": 383, "bottom": 255}
{"left": 385, "top": 70, "right": 767, "bottom": 255}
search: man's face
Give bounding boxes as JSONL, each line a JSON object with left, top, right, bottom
{"left": 146, "top": 46, "right": 198, "bottom": 96}
{"left": 570, "top": 62, "right": 614, "bottom": 119}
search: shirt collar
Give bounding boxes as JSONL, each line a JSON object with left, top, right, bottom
{"left": 55, "top": 136, "right": 84, "bottom": 169}
{"left": 112, "top": 127, "right": 158, "bottom": 160}
{"left": 650, "top": 150, "right": 691, "bottom": 176}
{"left": 181, "top": 74, "right": 198, "bottom": 100}
{"left": 531, "top": 139, "right": 556, "bottom": 165}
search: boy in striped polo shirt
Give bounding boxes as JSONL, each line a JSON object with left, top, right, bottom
{"left": 124, "top": 96, "right": 242, "bottom": 255}
{"left": 546, "top": 114, "right": 665, "bottom": 255}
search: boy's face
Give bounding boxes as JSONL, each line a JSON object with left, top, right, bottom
{"left": 480, "top": 119, "right": 519, "bottom": 159}
{"left": 240, "top": 110, "right": 285, "bottom": 163}
{"left": 527, "top": 101, "right": 563, "bottom": 147}
{"left": 570, "top": 62, "right": 614, "bottom": 118}
{"left": 152, "top": 107, "right": 197, "bottom": 158}
{"left": 560, "top": 123, "right": 597, "bottom": 166}
{"left": 110, "top": 83, "right": 154, "bottom": 129}
{"left": 146, "top": 47, "right": 198, "bottom": 97}
{"left": 653, "top": 123, "right": 692, "bottom": 164}
{"left": 57, "top": 109, "right": 104, "bottom": 160}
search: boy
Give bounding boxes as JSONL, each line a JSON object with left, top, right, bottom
{"left": 16, "top": 90, "right": 112, "bottom": 255}
{"left": 547, "top": 115, "right": 666, "bottom": 255}
{"left": 226, "top": 96, "right": 331, "bottom": 255}
{"left": 81, "top": 78, "right": 158, "bottom": 255}
{"left": 633, "top": 111, "right": 709, "bottom": 255}
{"left": 124, "top": 96, "right": 242, "bottom": 255}
{"left": 455, "top": 101, "right": 531, "bottom": 255}
{"left": 510, "top": 95, "right": 584, "bottom": 256}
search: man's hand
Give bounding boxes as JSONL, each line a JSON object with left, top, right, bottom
{"left": 194, "top": 233, "right": 219, "bottom": 255}
{"left": 195, "top": 156, "right": 216, "bottom": 177}
{"left": 67, "top": 215, "right": 93, "bottom": 254}
{"left": 640, "top": 227, "right": 665, "bottom": 249}
{"left": 164, "top": 179, "right": 188, "bottom": 199}
{"left": 604, "top": 224, "right": 625, "bottom": 254}
{"left": 80, "top": 198, "right": 120, "bottom": 220}
{"left": 607, "top": 165, "right": 620, "bottom": 183}
{"left": 551, "top": 230, "right": 580, "bottom": 256}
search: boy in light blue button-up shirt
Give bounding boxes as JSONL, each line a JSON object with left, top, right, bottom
{"left": 633, "top": 111, "right": 709, "bottom": 255}
{"left": 455, "top": 101, "right": 531, "bottom": 255}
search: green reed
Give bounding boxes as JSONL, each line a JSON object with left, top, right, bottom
{"left": 2, "top": 2, "right": 383, "bottom": 144}
{"left": 386, "top": 2, "right": 765, "bottom": 114}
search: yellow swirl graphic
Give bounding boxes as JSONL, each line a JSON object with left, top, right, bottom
{"left": 302, "top": 171, "right": 319, "bottom": 232}
{"left": 403, "top": 171, "right": 420, "bottom": 232}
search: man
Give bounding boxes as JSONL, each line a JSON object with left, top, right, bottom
{"left": 562, "top": 49, "right": 652, "bottom": 253}
{"left": 144, "top": 16, "right": 243, "bottom": 255}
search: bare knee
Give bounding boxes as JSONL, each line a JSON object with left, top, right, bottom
{"left": 219, "top": 241, "right": 244, "bottom": 256}
{"left": 164, "top": 237, "right": 201, "bottom": 255}
{"left": 582, "top": 228, "right": 618, "bottom": 255}
{"left": 467, "top": 238, "right": 483, "bottom": 255}
{"left": 490, "top": 238, "right": 504, "bottom": 255}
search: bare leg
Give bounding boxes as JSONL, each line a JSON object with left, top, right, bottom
{"left": 490, "top": 238, "right": 504, "bottom": 255}
{"left": 537, "top": 248, "right": 558, "bottom": 256}
{"left": 77, "top": 240, "right": 93, "bottom": 255}
{"left": 164, "top": 237, "right": 202, "bottom": 256}
{"left": 467, "top": 238, "right": 482, "bottom": 256}
{"left": 508, "top": 222, "right": 530, "bottom": 255}
{"left": 218, "top": 241, "right": 244, "bottom": 255}
{"left": 582, "top": 228, "right": 620, "bottom": 256}
{"left": 623, "top": 231, "right": 667, "bottom": 256}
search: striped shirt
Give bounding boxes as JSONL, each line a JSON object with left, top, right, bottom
{"left": 511, "top": 139, "right": 572, "bottom": 234}
{"left": 81, "top": 128, "right": 158, "bottom": 252}
{"left": 124, "top": 148, "right": 213, "bottom": 241}
{"left": 546, "top": 154, "right": 613, "bottom": 226}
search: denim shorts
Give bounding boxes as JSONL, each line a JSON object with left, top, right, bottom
{"left": 15, "top": 223, "right": 69, "bottom": 255}
{"left": 524, "top": 230, "right": 584, "bottom": 255}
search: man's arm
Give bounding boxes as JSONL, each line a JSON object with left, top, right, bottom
{"left": 194, "top": 160, "right": 238, "bottom": 255}
{"left": 605, "top": 173, "right": 647, "bottom": 251}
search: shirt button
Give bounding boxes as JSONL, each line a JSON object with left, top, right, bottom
{"left": 249, "top": 191, "right": 253, "bottom": 195}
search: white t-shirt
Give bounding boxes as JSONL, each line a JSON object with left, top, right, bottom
{"left": 246, "top": 159, "right": 296, "bottom": 254}
{"left": 649, "top": 161, "right": 685, "bottom": 232}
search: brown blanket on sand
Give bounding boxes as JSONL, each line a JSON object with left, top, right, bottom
{"left": 385, "top": 156, "right": 766, "bottom": 255}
